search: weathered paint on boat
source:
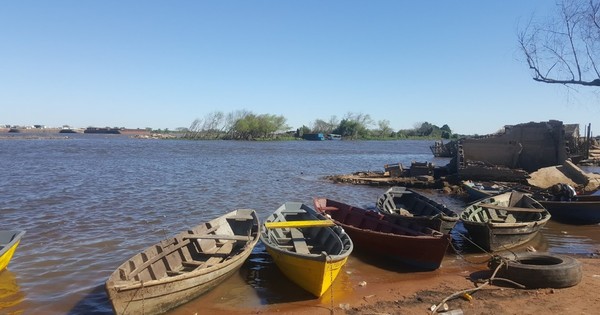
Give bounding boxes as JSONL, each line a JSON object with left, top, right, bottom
{"left": 538, "top": 195, "right": 600, "bottom": 224}
{"left": 460, "top": 191, "right": 550, "bottom": 252}
{"left": 264, "top": 246, "right": 348, "bottom": 297}
{"left": 260, "top": 202, "right": 353, "bottom": 297}
{"left": 376, "top": 186, "right": 458, "bottom": 234}
{"left": 461, "top": 180, "right": 512, "bottom": 201}
{"left": 105, "top": 209, "right": 260, "bottom": 315}
{"left": 315, "top": 198, "right": 450, "bottom": 270}
{"left": 0, "top": 230, "right": 25, "bottom": 272}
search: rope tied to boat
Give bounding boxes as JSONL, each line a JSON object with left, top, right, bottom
{"left": 449, "top": 230, "right": 494, "bottom": 264}
{"left": 327, "top": 253, "right": 334, "bottom": 315}
{"left": 140, "top": 280, "right": 145, "bottom": 315}
{"left": 450, "top": 229, "right": 526, "bottom": 264}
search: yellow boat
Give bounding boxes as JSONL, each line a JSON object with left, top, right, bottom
{"left": 260, "top": 202, "right": 353, "bottom": 297}
{"left": 0, "top": 230, "right": 25, "bottom": 272}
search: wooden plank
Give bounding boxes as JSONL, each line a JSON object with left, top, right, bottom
{"left": 226, "top": 215, "right": 254, "bottom": 220}
{"left": 166, "top": 270, "right": 184, "bottom": 276}
{"left": 126, "top": 238, "right": 192, "bottom": 279}
{"left": 183, "top": 234, "right": 251, "bottom": 241}
{"left": 264, "top": 220, "right": 335, "bottom": 229}
{"left": 197, "top": 241, "right": 233, "bottom": 268}
{"left": 182, "top": 261, "right": 204, "bottom": 267}
{"left": 479, "top": 203, "right": 545, "bottom": 213}
{"left": 180, "top": 241, "right": 234, "bottom": 271}
{"left": 281, "top": 209, "right": 308, "bottom": 214}
{"left": 290, "top": 229, "right": 311, "bottom": 254}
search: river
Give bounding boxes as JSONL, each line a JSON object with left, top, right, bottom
{"left": 1, "top": 135, "right": 598, "bottom": 314}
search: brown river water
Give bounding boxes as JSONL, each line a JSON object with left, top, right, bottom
{"left": 1, "top": 135, "right": 598, "bottom": 314}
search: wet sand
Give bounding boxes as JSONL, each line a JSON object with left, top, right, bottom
{"left": 162, "top": 189, "right": 600, "bottom": 315}
{"left": 167, "top": 252, "right": 600, "bottom": 315}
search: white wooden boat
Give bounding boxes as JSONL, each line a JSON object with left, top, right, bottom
{"left": 105, "top": 209, "right": 260, "bottom": 315}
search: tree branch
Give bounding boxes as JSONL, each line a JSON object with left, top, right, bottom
{"left": 533, "top": 77, "right": 600, "bottom": 85}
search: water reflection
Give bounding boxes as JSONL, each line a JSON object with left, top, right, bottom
{"left": 0, "top": 270, "right": 25, "bottom": 311}
{"left": 544, "top": 220, "right": 600, "bottom": 255}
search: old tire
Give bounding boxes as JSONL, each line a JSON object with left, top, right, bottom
{"left": 489, "top": 253, "right": 582, "bottom": 289}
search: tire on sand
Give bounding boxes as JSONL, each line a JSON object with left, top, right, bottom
{"left": 489, "top": 252, "right": 582, "bottom": 289}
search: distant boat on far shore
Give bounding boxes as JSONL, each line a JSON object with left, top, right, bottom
{"left": 59, "top": 129, "right": 78, "bottom": 134}
{"left": 84, "top": 127, "right": 121, "bottom": 134}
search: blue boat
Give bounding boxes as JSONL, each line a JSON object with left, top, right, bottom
{"left": 302, "top": 133, "right": 324, "bottom": 141}
{"left": 537, "top": 194, "right": 600, "bottom": 224}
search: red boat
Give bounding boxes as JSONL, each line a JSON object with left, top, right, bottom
{"left": 313, "top": 197, "right": 451, "bottom": 270}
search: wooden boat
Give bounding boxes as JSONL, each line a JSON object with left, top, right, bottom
{"left": 376, "top": 186, "right": 459, "bottom": 234}
{"left": 535, "top": 194, "right": 600, "bottom": 224}
{"left": 0, "top": 230, "right": 25, "bottom": 272}
{"left": 314, "top": 198, "right": 450, "bottom": 270}
{"left": 460, "top": 191, "right": 551, "bottom": 252}
{"left": 105, "top": 209, "right": 260, "bottom": 315}
{"left": 461, "top": 180, "right": 513, "bottom": 201}
{"left": 260, "top": 202, "right": 353, "bottom": 297}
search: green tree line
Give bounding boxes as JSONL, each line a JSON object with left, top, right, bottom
{"left": 180, "top": 110, "right": 458, "bottom": 140}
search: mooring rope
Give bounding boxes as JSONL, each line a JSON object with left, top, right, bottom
{"left": 327, "top": 253, "right": 334, "bottom": 315}
{"left": 449, "top": 230, "right": 494, "bottom": 264}
{"left": 430, "top": 259, "right": 505, "bottom": 314}
{"left": 431, "top": 232, "right": 528, "bottom": 314}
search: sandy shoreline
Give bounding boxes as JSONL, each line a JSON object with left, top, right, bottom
{"left": 166, "top": 253, "right": 599, "bottom": 315}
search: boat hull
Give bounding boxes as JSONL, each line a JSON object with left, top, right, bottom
{"left": 376, "top": 186, "right": 458, "bottom": 234}
{"left": 460, "top": 191, "right": 550, "bottom": 252}
{"left": 342, "top": 224, "right": 449, "bottom": 270}
{"left": 260, "top": 202, "right": 353, "bottom": 297}
{"left": 315, "top": 198, "right": 450, "bottom": 270}
{"left": 105, "top": 209, "right": 260, "bottom": 315}
{"left": 107, "top": 254, "right": 249, "bottom": 315}
{"left": 382, "top": 214, "right": 457, "bottom": 236}
{"left": 0, "top": 231, "right": 25, "bottom": 272}
{"left": 538, "top": 199, "right": 600, "bottom": 224}
{"left": 265, "top": 247, "right": 347, "bottom": 297}
{"left": 461, "top": 221, "right": 546, "bottom": 252}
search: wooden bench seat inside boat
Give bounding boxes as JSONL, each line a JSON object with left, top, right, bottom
{"left": 484, "top": 208, "right": 520, "bottom": 224}
{"left": 183, "top": 234, "right": 251, "bottom": 241}
{"left": 290, "top": 229, "right": 311, "bottom": 254}
{"left": 280, "top": 209, "right": 308, "bottom": 215}
{"left": 479, "top": 203, "right": 545, "bottom": 213}
{"left": 169, "top": 240, "right": 235, "bottom": 275}
{"left": 226, "top": 214, "right": 254, "bottom": 220}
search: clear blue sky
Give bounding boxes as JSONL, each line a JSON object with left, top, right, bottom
{"left": 2, "top": 1, "right": 599, "bottom": 135}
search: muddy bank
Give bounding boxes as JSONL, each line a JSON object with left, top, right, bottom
{"left": 172, "top": 254, "right": 600, "bottom": 315}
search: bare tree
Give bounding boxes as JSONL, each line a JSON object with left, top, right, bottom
{"left": 311, "top": 119, "right": 330, "bottom": 133}
{"left": 376, "top": 120, "right": 393, "bottom": 137}
{"left": 519, "top": 0, "right": 600, "bottom": 86}
{"left": 327, "top": 115, "right": 339, "bottom": 131}
{"left": 202, "top": 111, "right": 225, "bottom": 139}
{"left": 185, "top": 118, "right": 203, "bottom": 138}
{"left": 311, "top": 116, "right": 338, "bottom": 134}
{"left": 344, "top": 112, "right": 373, "bottom": 129}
